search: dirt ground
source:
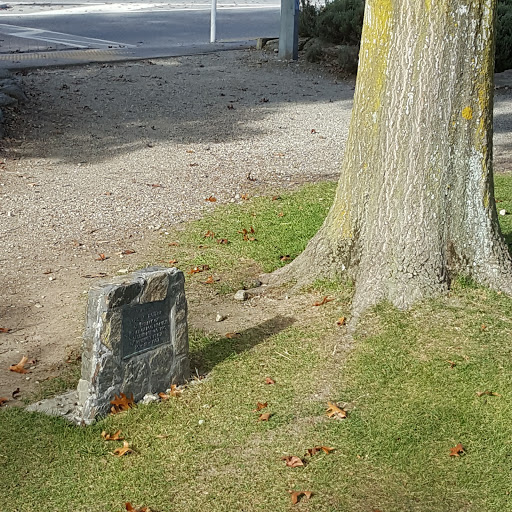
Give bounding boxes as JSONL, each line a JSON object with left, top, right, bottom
{"left": 0, "top": 48, "right": 511, "bottom": 405}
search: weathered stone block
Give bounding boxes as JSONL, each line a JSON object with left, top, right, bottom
{"left": 76, "top": 266, "right": 189, "bottom": 423}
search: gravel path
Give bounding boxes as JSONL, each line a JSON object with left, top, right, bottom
{"left": 0, "top": 49, "right": 511, "bottom": 401}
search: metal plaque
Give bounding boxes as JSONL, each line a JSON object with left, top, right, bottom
{"left": 120, "top": 299, "right": 171, "bottom": 360}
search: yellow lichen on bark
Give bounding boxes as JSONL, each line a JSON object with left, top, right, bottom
{"left": 462, "top": 106, "right": 473, "bottom": 119}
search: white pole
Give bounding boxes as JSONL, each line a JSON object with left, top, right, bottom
{"left": 210, "top": 0, "right": 217, "bottom": 43}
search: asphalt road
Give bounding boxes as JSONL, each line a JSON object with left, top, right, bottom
{"left": 0, "top": 1, "right": 281, "bottom": 57}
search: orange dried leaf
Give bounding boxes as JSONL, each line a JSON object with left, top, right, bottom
{"left": 449, "top": 443, "right": 465, "bottom": 457}
{"left": 168, "top": 259, "right": 178, "bottom": 265}
{"left": 158, "top": 392, "right": 170, "bottom": 400}
{"left": 186, "top": 149, "right": 195, "bottom": 154}
{"left": 336, "top": 317, "right": 346, "bottom": 326}
{"left": 258, "top": 412, "right": 271, "bottom": 421}
{"left": 289, "top": 491, "right": 313, "bottom": 505}
{"left": 326, "top": 401, "right": 347, "bottom": 419}
{"left": 204, "top": 275, "right": 215, "bottom": 284}
{"left": 254, "top": 401, "right": 268, "bottom": 411}
{"left": 206, "top": 196, "right": 217, "bottom": 202}
{"left": 169, "top": 384, "right": 182, "bottom": 397}
{"left": 307, "top": 446, "right": 334, "bottom": 456}
{"left": 272, "top": 195, "right": 281, "bottom": 201}
{"left": 120, "top": 249, "right": 135, "bottom": 255}
{"left": 168, "top": 242, "right": 180, "bottom": 246}
{"left": 448, "top": 360, "right": 457, "bottom": 368}
{"left": 0, "top": 327, "right": 11, "bottom": 333}
{"left": 112, "top": 441, "right": 133, "bottom": 457}
{"left": 265, "top": 377, "right": 275, "bottom": 385}
{"left": 476, "top": 390, "right": 501, "bottom": 397}
{"left": 217, "top": 238, "right": 229, "bottom": 244}
{"left": 481, "top": 324, "right": 487, "bottom": 331}
{"left": 101, "top": 430, "right": 124, "bottom": 441}
{"left": 313, "top": 296, "right": 334, "bottom": 307}
{"left": 204, "top": 230, "right": 215, "bottom": 238}
{"left": 110, "top": 392, "right": 135, "bottom": 414}
{"left": 278, "top": 212, "right": 284, "bottom": 217}
{"left": 9, "top": 356, "right": 29, "bottom": 374}
{"left": 241, "top": 193, "right": 249, "bottom": 200}
{"left": 281, "top": 456, "right": 304, "bottom": 468}
{"left": 225, "top": 332, "right": 241, "bottom": 339}
{"left": 96, "top": 253, "right": 108, "bottom": 261}
{"left": 0, "top": 397, "right": 8, "bottom": 407}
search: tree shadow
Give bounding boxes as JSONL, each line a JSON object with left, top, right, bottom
{"left": 9, "top": 52, "right": 355, "bottom": 165}
{"left": 189, "top": 315, "right": 296, "bottom": 375}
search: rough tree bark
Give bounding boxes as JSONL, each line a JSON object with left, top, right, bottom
{"left": 272, "top": 0, "right": 512, "bottom": 317}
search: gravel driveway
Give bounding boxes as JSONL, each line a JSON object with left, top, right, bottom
{"left": 0, "top": 49, "right": 511, "bottom": 401}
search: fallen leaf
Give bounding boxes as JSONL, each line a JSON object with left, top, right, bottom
{"left": 272, "top": 195, "right": 281, "bottom": 201}
{"left": 110, "top": 392, "right": 135, "bottom": 414}
{"left": 476, "top": 390, "right": 501, "bottom": 397}
{"left": 217, "top": 238, "right": 229, "bottom": 244}
{"left": 254, "top": 401, "right": 268, "bottom": 411}
{"left": 148, "top": 183, "right": 163, "bottom": 188}
{"left": 306, "top": 446, "right": 334, "bottom": 456}
{"left": 225, "top": 332, "right": 241, "bottom": 339}
{"left": 326, "top": 401, "right": 347, "bottom": 419}
{"left": 278, "top": 212, "right": 284, "bottom": 217}
{"left": 280, "top": 255, "right": 291, "bottom": 261}
{"left": 168, "top": 242, "right": 180, "bottom": 246}
{"left": 206, "top": 196, "right": 217, "bottom": 202}
{"left": 241, "top": 193, "right": 249, "bottom": 200}
{"left": 289, "top": 491, "right": 313, "bottom": 505}
{"left": 101, "top": 430, "right": 124, "bottom": 441}
{"left": 0, "top": 327, "right": 11, "bottom": 333}
{"left": 12, "top": 388, "right": 20, "bottom": 399}
{"left": 449, "top": 443, "right": 465, "bottom": 457}
{"left": 82, "top": 273, "right": 108, "bottom": 278}
{"left": 281, "top": 456, "right": 304, "bottom": 467}
{"left": 169, "top": 385, "right": 182, "bottom": 397}
{"left": 204, "top": 230, "right": 215, "bottom": 238}
{"left": 120, "top": 249, "right": 135, "bottom": 255}
{"left": 158, "top": 392, "right": 170, "bottom": 400}
{"left": 189, "top": 163, "right": 199, "bottom": 167}
{"left": 204, "top": 275, "right": 215, "bottom": 284}
{"left": 96, "top": 253, "right": 108, "bottom": 261}
{"left": 125, "top": 503, "right": 150, "bottom": 512}
{"left": 258, "top": 412, "right": 271, "bottom": 421}
{"left": 168, "top": 259, "right": 178, "bottom": 265}
{"left": 9, "top": 356, "right": 29, "bottom": 374}
{"left": 448, "top": 360, "right": 457, "bottom": 368}
{"left": 311, "top": 129, "right": 317, "bottom": 133}
{"left": 336, "top": 317, "right": 347, "bottom": 326}
{"left": 227, "top": 104, "right": 235, "bottom": 110}
{"left": 186, "top": 149, "right": 195, "bottom": 154}
{"left": 0, "top": 397, "right": 8, "bottom": 407}
{"left": 313, "top": 296, "right": 334, "bottom": 306}
{"left": 112, "top": 441, "right": 133, "bottom": 457}
{"left": 265, "top": 377, "right": 275, "bottom": 385}
{"left": 481, "top": 324, "right": 487, "bottom": 331}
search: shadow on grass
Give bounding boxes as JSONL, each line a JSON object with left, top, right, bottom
{"left": 189, "top": 315, "right": 296, "bottom": 374}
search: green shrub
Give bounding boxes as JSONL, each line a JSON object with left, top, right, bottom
{"left": 496, "top": 0, "right": 512, "bottom": 72}
{"left": 305, "top": 41, "right": 324, "bottom": 62}
{"left": 298, "top": 0, "right": 319, "bottom": 37}
{"left": 316, "top": 0, "right": 364, "bottom": 45}
{"left": 337, "top": 45, "right": 359, "bottom": 74}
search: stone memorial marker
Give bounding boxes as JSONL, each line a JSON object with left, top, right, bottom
{"left": 77, "top": 266, "right": 189, "bottom": 423}
{"left": 27, "top": 267, "right": 189, "bottom": 424}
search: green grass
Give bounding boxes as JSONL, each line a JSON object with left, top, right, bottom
{"left": 2, "top": 177, "right": 512, "bottom": 511}
{"left": 161, "top": 182, "right": 336, "bottom": 292}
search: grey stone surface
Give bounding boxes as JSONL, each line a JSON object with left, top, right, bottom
{"left": 0, "top": 92, "right": 17, "bottom": 107}
{"left": 0, "top": 84, "right": 28, "bottom": 103}
{"left": 27, "top": 267, "right": 189, "bottom": 425}
{"left": 77, "top": 266, "right": 189, "bottom": 423}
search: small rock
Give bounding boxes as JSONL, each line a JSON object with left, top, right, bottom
{"left": 234, "top": 290, "right": 249, "bottom": 301}
{"left": 499, "top": 209, "right": 507, "bottom": 216}
{"left": 198, "top": 419, "right": 205, "bottom": 425}
{"left": 216, "top": 313, "right": 227, "bottom": 322}
{"left": 141, "top": 393, "right": 159, "bottom": 404}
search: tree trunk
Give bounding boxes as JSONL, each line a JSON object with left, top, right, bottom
{"left": 272, "top": 0, "right": 512, "bottom": 317}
